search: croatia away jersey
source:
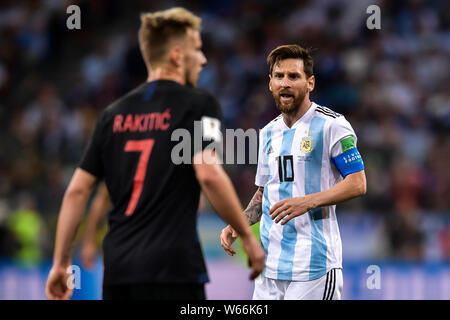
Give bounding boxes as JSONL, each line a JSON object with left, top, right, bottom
{"left": 255, "top": 102, "right": 364, "bottom": 281}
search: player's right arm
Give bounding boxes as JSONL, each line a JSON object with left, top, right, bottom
{"left": 80, "top": 182, "right": 110, "bottom": 270}
{"left": 193, "top": 150, "right": 265, "bottom": 280}
{"left": 47, "top": 109, "right": 105, "bottom": 299}
{"left": 46, "top": 168, "right": 98, "bottom": 300}
{"left": 220, "top": 187, "right": 263, "bottom": 256}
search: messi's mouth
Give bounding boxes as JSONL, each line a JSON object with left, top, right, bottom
{"left": 280, "top": 93, "right": 294, "bottom": 102}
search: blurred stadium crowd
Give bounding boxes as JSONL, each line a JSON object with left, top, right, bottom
{"left": 0, "top": 0, "right": 448, "bottom": 266}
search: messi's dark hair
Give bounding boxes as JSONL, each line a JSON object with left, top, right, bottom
{"left": 267, "top": 44, "right": 314, "bottom": 78}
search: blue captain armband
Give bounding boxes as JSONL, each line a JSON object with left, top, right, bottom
{"left": 332, "top": 148, "right": 365, "bottom": 178}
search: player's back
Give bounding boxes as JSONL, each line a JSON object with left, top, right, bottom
{"left": 80, "top": 79, "right": 221, "bottom": 285}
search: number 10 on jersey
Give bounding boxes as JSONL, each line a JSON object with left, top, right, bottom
{"left": 277, "top": 155, "right": 294, "bottom": 182}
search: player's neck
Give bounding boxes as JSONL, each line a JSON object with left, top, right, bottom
{"left": 147, "top": 67, "right": 185, "bottom": 85}
{"left": 282, "top": 99, "right": 313, "bottom": 128}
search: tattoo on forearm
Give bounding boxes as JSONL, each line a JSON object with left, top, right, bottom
{"left": 244, "top": 187, "right": 263, "bottom": 225}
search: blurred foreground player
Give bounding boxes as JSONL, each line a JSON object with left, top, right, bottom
{"left": 46, "top": 7, "right": 264, "bottom": 300}
{"left": 221, "top": 45, "right": 366, "bottom": 300}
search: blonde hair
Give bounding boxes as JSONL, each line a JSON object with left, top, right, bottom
{"left": 138, "top": 7, "right": 201, "bottom": 70}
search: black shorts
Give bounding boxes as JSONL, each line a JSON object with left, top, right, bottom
{"left": 102, "top": 283, "right": 206, "bottom": 300}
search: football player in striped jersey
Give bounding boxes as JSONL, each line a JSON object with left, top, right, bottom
{"left": 221, "top": 44, "right": 366, "bottom": 300}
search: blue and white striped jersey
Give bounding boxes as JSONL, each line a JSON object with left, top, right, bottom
{"left": 255, "top": 102, "right": 362, "bottom": 281}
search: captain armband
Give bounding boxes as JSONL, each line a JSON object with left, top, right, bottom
{"left": 332, "top": 137, "right": 365, "bottom": 178}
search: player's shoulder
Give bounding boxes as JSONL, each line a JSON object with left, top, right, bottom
{"left": 313, "top": 103, "right": 353, "bottom": 127}
{"left": 188, "top": 86, "right": 219, "bottom": 106}
{"left": 312, "top": 103, "right": 357, "bottom": 139}
{"left": 102, "top": 83, "right": 147, "bottom": 115}
{"left": 260, "top": 114, "right": 283, "bottom": 132}
{"left": 186, "top": 87, "right": 222, "bottom": 120}
{"left": 154, "top": 83, "right": 219, "bottom": 113}
{"left": 313, "top": 103, "right": 343, "bottom": 121}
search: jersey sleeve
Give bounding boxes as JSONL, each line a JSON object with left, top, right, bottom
{"left": 328, "top": 116, "right": 364, "bottom": 178}
{"left": 78, "top": 113, "right": 105, "bottom": 178}
{"left": 193, "top": 93, "right": 223, "bottom": 154}
{"left": 255, "top": 128, "right": 269, "bottom": 187}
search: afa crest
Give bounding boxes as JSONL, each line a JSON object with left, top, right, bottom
{"left": 301, "top": 136, "right": 314, "bottom": 154}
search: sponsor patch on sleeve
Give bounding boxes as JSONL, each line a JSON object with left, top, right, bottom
{"left": 340, "top": 136, "right": 356, "bottom": 153}
{"left": 201, "top": 116, "right": 222, "bottom": 142}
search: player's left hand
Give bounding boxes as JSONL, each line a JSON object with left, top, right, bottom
{"left": 270, "top": 196, "right": 313, "bottom": 225}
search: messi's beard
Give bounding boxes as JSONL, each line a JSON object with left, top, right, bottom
{"left": 273, "top": 86, "right": 308, "bottom": 115}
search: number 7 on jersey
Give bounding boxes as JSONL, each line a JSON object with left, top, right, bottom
{"left": 124, "top": 139, "right": 155, "bottom": 216}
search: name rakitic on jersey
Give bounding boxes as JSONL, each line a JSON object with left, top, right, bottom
{"left": 113, "top": 108, "right": 171, "bottom": 133}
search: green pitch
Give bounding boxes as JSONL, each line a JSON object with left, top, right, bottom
{"left": 235, "top": 222, "right": 261, "bottom": 264}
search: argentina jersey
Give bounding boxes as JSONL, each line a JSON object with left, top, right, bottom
{"left": 255, "top": 102, "right": 364, "bottom": 281}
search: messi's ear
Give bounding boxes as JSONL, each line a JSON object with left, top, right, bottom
{"left": 307, "top": 75, "right": 315, "bottom": 93}
{"left": 269, "top": 74, "right": 273, "bottom": 92}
